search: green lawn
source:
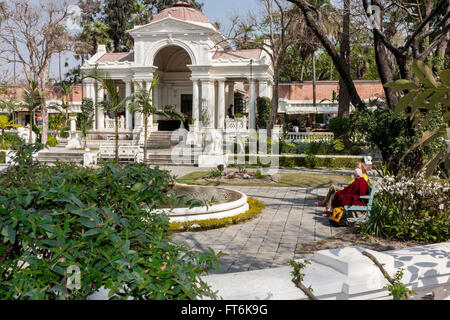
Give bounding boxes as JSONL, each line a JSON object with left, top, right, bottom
{"left": 177, "top": 171, "right": 352, "bottom": 188}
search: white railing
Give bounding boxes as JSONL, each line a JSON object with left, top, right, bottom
{"left": 105, "top": 116, "right": 126, "bottom": 130}
{"left": 226, "top": 116, "right": 248, "bottom": 132}
{"left": 286, "top": 132, "right": 335, "bottom": 143}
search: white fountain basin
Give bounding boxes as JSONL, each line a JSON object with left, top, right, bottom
{"left": 157, "top": 184, "right": 249, "bottom": 223}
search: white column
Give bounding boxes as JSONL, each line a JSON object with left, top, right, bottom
{"left": 134, "top": 80, "right": 144, "bottom": 131}
{"left": 192, "top": 80, "right": 200, "bottom": 130}
{"left": 249, "top": 79, "right": 256, "bottom": 130}
{"left": 227, "top": 82, "right": 235, "bottom": 111}
{"left": 163, "top": 85, "right": 169, "bottom": 107}
{"left": 85, "top": 81, "right": 95, "bottom": 129}
{"left": 217, "top": 80, "right": 226, "bottom": 130}
{"left": 146, "top": 79, "right": 154, "bottom": 131}
{"left": 153, "top": 82, "right": 160, "bottom": 109}
{"left": 96, "top": 82, "right": 105, "bottom": 131}
{"left": 125, "top": 80, "right": 132, "bottom": 130}
{"left": 201, "top": 79, "right": 215, "bottom": 128}
{"left": 258, "top": 80, "right": 269, "bottom": 98}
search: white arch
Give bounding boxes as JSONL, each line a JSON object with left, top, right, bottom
{"left": 145, "top": 39, "right": 198, "bottom": 67}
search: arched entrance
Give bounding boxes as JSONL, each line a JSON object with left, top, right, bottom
{"left": 153, "top": 45, "right": 193, "bottom": 130}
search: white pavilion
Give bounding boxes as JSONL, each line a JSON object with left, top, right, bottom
{"left": 81, "top": 1, "right": 274, "bottom": 140}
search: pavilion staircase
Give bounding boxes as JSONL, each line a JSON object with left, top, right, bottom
{"left": 147, "top": 131, "right": 178, "bottom": 150}
{"left": 145, "top": 131, "right": 204, "bottom": 166}
{"left": 36, "top": 149, "right": 85, "bottom": 165}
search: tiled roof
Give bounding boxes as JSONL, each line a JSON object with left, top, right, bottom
{"left": 96, "top": 52, "right": 134, "bottom": 63}
{"left": 213, "top": 49, "right": 263, "bottom": 60}
{"left": 152, "top": 2, "right": 210, "bottom": 24}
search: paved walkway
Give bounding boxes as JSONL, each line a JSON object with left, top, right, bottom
{"left": 172, "top": 185, "right": 338, "bottom": 275}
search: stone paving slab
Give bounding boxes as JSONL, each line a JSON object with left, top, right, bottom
{"left": 172, "top": 185, "right": 337, "bottom": 275}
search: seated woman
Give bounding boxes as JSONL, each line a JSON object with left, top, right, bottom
{"left": 331, "top": 168, "right": 369, "bottom": 210}
{"left": 315, "top": 162, "right": 372, "bottom": 216}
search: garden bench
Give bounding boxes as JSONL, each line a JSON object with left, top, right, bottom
{"left": 345, "top": 181, "right": 377, "bottom": 224}
{"left": 118, "top": 146, "right": 142, "bottom": 161}
{"left": 98, "top": 145, "right": 143, "bottom": 162}
{"left": 98, "top": 146, "right": 116, "bottom": 159}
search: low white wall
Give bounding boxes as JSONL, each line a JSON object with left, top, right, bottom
{"left": 201, "top": 243, "right": 450, "bottom": 300}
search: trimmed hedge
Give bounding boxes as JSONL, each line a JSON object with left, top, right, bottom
{"left": 228, "top": 156, "right": 363, "bottom": 169}
{"left": 169, "top": 198, "right": 265, "bottom": 232}
{"left": 0, "top": 159, "right": 221, "bottom": 300}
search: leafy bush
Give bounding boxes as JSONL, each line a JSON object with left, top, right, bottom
{"left": 304, "top": 154, "right": 318, "bottom": 169}
{"left": 206, "top": 169, "right": 223, "bottom": 179}
{"left": 360, "top": 174, "right": 449, "bottom": 243}
{"left": 47, "top": 135, "right": 58, "bottom": 147}
{"left": 1, "top": 132, "right": 22, "bottom": 150}
{"left": 354, "top": 107, "right": 446, "bottom": 176}
{"left": 0, "top": 151, "right": 5, "bottom": 164}
{"left": 309, "top": 142, "right": 329, "bottom": 155}
{"left": 256, "top": 97, "right": 272, "bottom": 129}
{"left": 329, "top": 117, "right": 352, "bottom": 146}
{"left": 59, "top": 126, "right": 70, "bottom": 139}
{"left": 0, "top": 153, "right": 221, "bottom": 300}
{"left": 349, "top": 145, "right": 363, "bottom": 155}
{"left": 253, "top": 170, "right": 268, "bottom": 179}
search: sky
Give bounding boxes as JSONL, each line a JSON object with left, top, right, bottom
{"left": 202, "top": 0, "right": 261, "bottom": 28}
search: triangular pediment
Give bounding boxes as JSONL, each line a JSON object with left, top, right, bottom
{"left": 128, "top": 18, "right": 216, "bottom": 37}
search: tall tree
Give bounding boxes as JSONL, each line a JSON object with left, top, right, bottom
{"left": 227, "top": 0, "right": 301, "bottom": 135}
{"left": 81, "top": 0, "right": 204, "bottom": 53}
{"left": 103, "top": 0, "right": 136, "bottom": 52}
{"left": 338, "top": 0, "right": 351, "bottom": 117}
{"left": 288, "top": 0, "right": 367, "bottom": 110}
{"left": 0, "top": 0, "right": 71, "bottom": 144}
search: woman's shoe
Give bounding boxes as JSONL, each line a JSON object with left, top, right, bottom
{"left": 322, "top": 209, "right": 331, "bottom": 217}
{"left": 315, "top": 201, "right": 325, "bottom": 207}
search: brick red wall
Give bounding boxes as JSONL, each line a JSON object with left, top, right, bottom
{"left": 278, "top": 81, "right": 385, "bottom": 101}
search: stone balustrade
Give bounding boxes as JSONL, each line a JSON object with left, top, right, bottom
{"left": 286, "top": 132, "right": 335, "bottom": 143}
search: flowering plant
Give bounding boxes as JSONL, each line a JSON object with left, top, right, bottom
{"left": 361, "top": 174, "right": 449, "bottom": 243}
{"left": 379, "top": 174, "right": 449, "bottom": 219}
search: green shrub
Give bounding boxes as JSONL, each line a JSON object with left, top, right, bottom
{"left": 59, "top": 126, "right": 70, "bottom": 139}
{"left": 206, "top": 169, "right": 223, "bottom": 178}
{"left": 349, "top": 145, "right": 363, "bottom": 155}
{"left": 0, "top": 153, "right": 221, "bottom": 300}
{"left": 253, "top": 170, "right": 268, "bottom": 179}
{"left": 304, "top": 154, "right": 318, "bottom": 169}
{"left": 309, "top": 142, "right": 329, "bottom": 155}
{"left": 0, "top": 151, "right": 5, "bottom": 164}
{"left": 256, "top": 97, "right": 272, "bottom": 129}
{"left": 360, "top": 175, "right": 450, "bottom": 243}
{"left": 47, "top": 135, "right": 58, "bottom": 147}
{"left": 329, "top": 117, "right": 351, "bottom": 139}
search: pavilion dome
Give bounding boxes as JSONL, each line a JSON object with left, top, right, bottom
{"left": 152, "top": 2, "right": 211, "bottom": 25}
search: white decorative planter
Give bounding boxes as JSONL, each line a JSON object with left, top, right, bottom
{"left": 201, "top": 243, "right": 450, "bottom": 300}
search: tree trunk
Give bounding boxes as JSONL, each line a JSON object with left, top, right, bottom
{"left": 338, "top": 0, "right": 351, "bottom": 118}
{"left": 40, "top": 71, "right": 48, "bottom": 145}
{"left": 115, "top": 115, "right": 119, "bottom": 162}
{"left": 300, "top": 60, "right": 305, "bottom": 82}
{"left": 29, "top": 111, "right": 34, "bottom": 144}
{"left": 267, "top": 67, "right": 280, "bottom": 137}
{"left": 144, "top": 117, "right": 148, "bottom": 164}
{"left": 312, "top": 52, "right": 317, "bottom": 107}
{"left": 290, "top": 0, "right": 365, "bottom": 111}
{"left": 373, "top": 31, "right": 399, "bottom": 110}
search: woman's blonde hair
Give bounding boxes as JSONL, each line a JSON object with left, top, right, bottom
{"left": 356, "top": 162, "right": 368, "bottom": 174}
